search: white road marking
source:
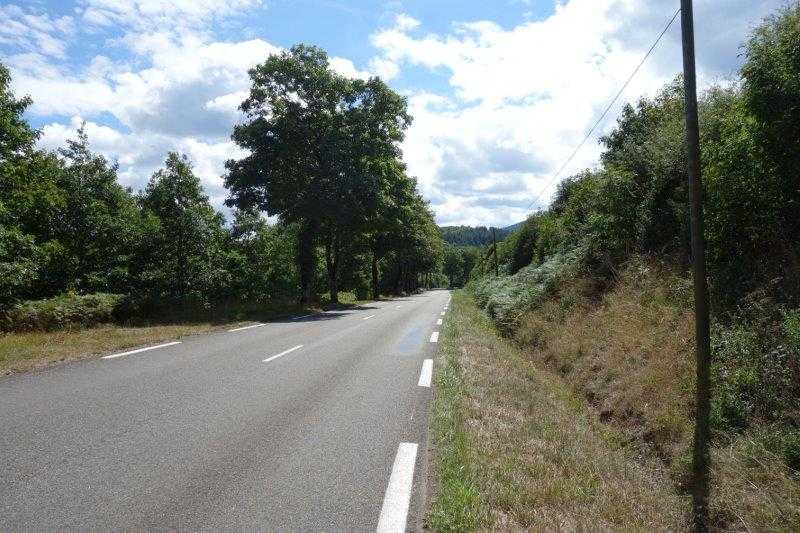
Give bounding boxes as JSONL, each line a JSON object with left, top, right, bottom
{"left": 377, "top": 442, "right": 419, "bottom": 533}
{"left": 430, "top": 331, "right": 439, "bottom": 343}
{"left": 228, "top": 323, "right": 266, "bottom": 332}
{"left": 363, "top": 315, "right": 375, "bottom": 320}
{"left": 395, "top": 305, "right": 402, "bottom": 309}
{"left": 292, "top": 314, "right": 313, "bottom": 320}
{"left": 440, "top": 311, "right": 445, "bottom": 316}
{"left": 102, "top": 341, "right": 181, "bottom": 360}
{"left": 436, "top": 318, "right": 442, "bottom": 325}
{"left": 263, "top": 344, "right": 303, "bottom": 363}
{"left": 418, "top": 359, "right": 433, "bottom": 387}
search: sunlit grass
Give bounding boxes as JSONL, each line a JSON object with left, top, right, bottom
{"left": 0, "top": 322, "right": 227, "bottom": 375}
{"left": 427, "top": 289, "right": 686, "bottom": 530}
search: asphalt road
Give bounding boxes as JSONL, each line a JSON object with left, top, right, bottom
{"left": 0, "top": 289, "right": 451, "bottom": 531}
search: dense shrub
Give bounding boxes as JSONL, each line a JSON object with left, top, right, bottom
{"left": 472, "top": 247, "right": 584, "bottom": 330}
{"left": 711, "top": 306, "right": 800, "bottom": 440}
{"left": 0, "top": 293, "right": 124, "bottom": 331}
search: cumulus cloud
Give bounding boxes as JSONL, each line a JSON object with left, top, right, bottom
{"left": 77, "top": 0, "right": 262, "bottom": 32}
{"left": 0, "top": 5, "right": 74, "bottom": 58}
{"left": 40, "top": 116, "right": 247, "bottom": 211}
{"left": 376, "top": 0, "right": 784, "bottom": 226}
{"left": 4, "top": 0, "right": 380, "bottom": 210}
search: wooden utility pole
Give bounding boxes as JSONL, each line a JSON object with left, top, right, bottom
{"left": 680, "top": 1, "right": 712, "bottom": 530}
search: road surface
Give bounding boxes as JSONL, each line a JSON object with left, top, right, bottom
{"left": 0, "top": 290, "right": 451, "bottom": 531}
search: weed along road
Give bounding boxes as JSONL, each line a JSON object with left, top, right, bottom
{"left": 0, "top": 290, "right": 451, "bottom": 530}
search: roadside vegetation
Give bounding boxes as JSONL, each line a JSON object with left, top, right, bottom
{"left": 0, "top": 45, "right": 445, "bottom": 370}
{"left": 461, "top": 4, "right": 800, "bottom": 530}
{"left": 428, "top": 290, "right": 687, "bottom": 530}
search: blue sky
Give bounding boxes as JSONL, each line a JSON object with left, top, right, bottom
{"left": 0, "top": 0, "right": 787, "bottom": 226}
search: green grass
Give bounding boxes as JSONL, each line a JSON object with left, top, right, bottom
{"left": 0, "top": 322, "right": 230, "bottom": 375}
{"left": 426, "top": 295, "right": 488, "bottom": 531}
{"left": 0, "top": 291, "right": 374, "bottom": 375}
{"left": 426, "top": 289, "right": 687, "bottom": 530}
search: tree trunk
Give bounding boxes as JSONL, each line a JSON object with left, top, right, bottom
{"left": 393, "top": 265, "right": 402, "bottom": 295}
{"left": 324, "top": 233, "right": 339, "bottom": 305}
{"left": 297, "top": 221, "right": 316, "bottom": 305}
{"left": 371, "top": 251, "right": 380, "bottom": 300}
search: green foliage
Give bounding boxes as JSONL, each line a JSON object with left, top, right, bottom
{"left": 443, "top": 244, "right": 480, "bottom": 288}
{"left": 135, "top": 152, "right": 229, "bottom": 305}
{"left": 503, "top": 217, "right": 538, "bottom": 274}
{"left": 468, "top": 5, "right": 800, "bottom": 484}
{"left": 785, "top": 310, "right": 800, "bottom": 353}
{"left": 487, "top": 5, "right": 800, "bottom": 308}
{"left": 0, "top": 63, "right": 38, "bottom": 160}
{"left": 440, "top": 225, "right": 516, "bottom": 247}
{"left": 225, "top": 44, "right": 439, "bottom": 303}
{"left": 710, "top": 316, "right": 799, "bottom": 437}
{"left": 1, "top": 293, "right": 124, "bottom": 331}
{"left": 472, "top": 248, "right": 584, "bottom": 330}
{"left": 227, "top": 209, "right": 299, "bottom": 302}
{"left": 0, "top": 46, "right": 446, "bottom": 329}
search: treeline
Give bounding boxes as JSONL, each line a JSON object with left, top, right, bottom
{"left": 480, "top": 3, "right": 800, "bottom": 423}
{"left": 0, "top": 45, "right": 444, "bottom": 328}
{"left": 490, "top": 3, "right": 799, "bottom": 310}
{"left": 440, "top": 224, "right": 515, "bottom": 247}
{"left": 470, "top": 5, "right": 800, "bottom": 524}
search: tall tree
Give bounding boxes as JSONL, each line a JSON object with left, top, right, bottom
{"left": 225, "top": 44, "right": 349, "bottom": 304}
{"left": 53, "top": 126, "right": 140, "bottom": 294}
{"left": 138, "top": 153, "right": 227, "bottom": 303}
{"left": 225, "top": 44, "right": 411, "bottom": 304}
{"left": 0, "top": 63, "right": 62, "bottom": 302}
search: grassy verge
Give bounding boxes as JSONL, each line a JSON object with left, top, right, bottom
{"left": 0, "top": 322, "right": 233, "bottom": 375}
{"left": 427, "top": 289, "right": 687, "bottom": 530}
{"left": 0, "top": 291, "right": 373, "bottom": 376}
{"left": 513, "top": 263, "right": 800, "bottom": 529}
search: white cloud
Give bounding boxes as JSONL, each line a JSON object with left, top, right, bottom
{"left": 368, "top": 57, "right": 400, "bottom": 80}
{"left": 0, "top": 5, "right": 74, "bottom": 58}
{"left": 395, "top": 13, "right": 421, "bottom": 31}
{"left": 329, "top": 57, "right": 371, "bottom": 80}
{"left": 77, "top": 0, "right": 262, "bottom": 32}
{"left": 40, "top": 116, "right": 247, "bottom": 211}
{"left": 374, "top": 0, "right": 784, "bottom": 226}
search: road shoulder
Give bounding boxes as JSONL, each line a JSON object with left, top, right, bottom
{"left": 425, "top": 289, "right": 687, "bottom": 530}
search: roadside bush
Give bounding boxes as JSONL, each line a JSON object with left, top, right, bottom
{"left": 0, "top": 292, "right": 124, "bottom": 331}
{"left": 472, "top": 247, "right": 584, "bottom": 330}
{"left": 711, "top": 309, "right": 800, "bottom": 433}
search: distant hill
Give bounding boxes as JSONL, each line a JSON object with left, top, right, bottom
{"left": 439, "top": 222, "right": 521, "bottom": 247}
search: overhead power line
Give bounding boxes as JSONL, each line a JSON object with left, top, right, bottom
{"left": 525, "top": 7, "right": 682, "bottom": 212}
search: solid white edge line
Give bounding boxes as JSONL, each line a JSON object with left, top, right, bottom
{"left": 263, "top": 344, "right": 303, "bottom": 363}
{"left": 363, "top": 314, "right": 376, "bottom": 320}
{"left": 102, "top": 341, "right": 182, "bottom": 360}
{"left": 418, "top": 359, "right": 433, "bottom": 387}
{"left": 377, "top": 442, "right": 419, "bottom": 533}
{"left": 429, "top": 331, "right": 439, "bottom": 343}
{"left": 228, "top": 322, "right": 266, "bottom": 332}
{"left": 436, "top": 318, "right": 443, "bottom": 325}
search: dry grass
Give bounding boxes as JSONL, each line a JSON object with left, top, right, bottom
{"left": 0, "top": 292, "right": 371, "bottom": 376}
{"left": 515, "top": 262, "right": 696, "bottom": 466}
{"left": 512, "top": 259, "right": 800, "bottom": 530}
{"left": 427, "top": 289, "right": 687, "bottom": 531}
{"left": 0, "top": 322, "right": 233, "bottom": 375}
